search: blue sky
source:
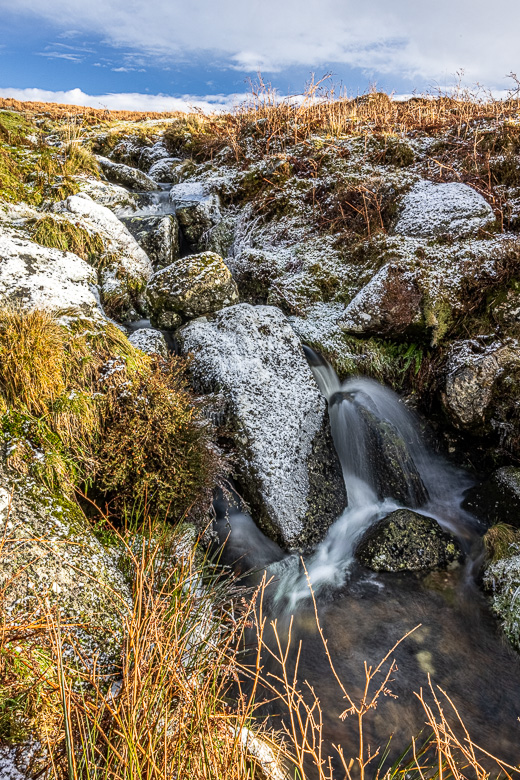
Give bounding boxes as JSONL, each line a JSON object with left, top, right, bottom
{"left": 0, "top": 0, "right": 518, "bottom": 111}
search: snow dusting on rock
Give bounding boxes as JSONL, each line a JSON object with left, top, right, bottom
{"left": 128, "top": 327, "right": 168, "bottom": 357}
{"left": 178, "top": 304, "right": 346, "bottom": 549}
{"left": 394, "top": 179, "right": 495, "bottom": 238}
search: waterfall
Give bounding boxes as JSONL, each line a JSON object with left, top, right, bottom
{"left": 275, "top": 348, "right": 478, "bottom": 608}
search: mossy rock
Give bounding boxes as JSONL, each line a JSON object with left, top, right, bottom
{"left": 147, "top": 251, "right": 239, "bottom": 328}
{"left": 356, "top": 509, "right": 463, "bottom": 572}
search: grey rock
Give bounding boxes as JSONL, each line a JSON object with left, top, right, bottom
{"left": 121, "top": 214, "right": 180, "bottom": 270}
{"left": 443, "top": 339, "right": 520, "bottom": 430}
{"left": 464, "top": 467, "right": 520, "bottom": 528}
{"left": 147, "top": 251, "right": 239, "bottom": 328}
{"left": 0, "top": 471, "right": 131, "bottom": 666}
{"left": 169, "top": 181, "right": 221, "bottom": 247}
{"left": 178, "top": 304, "right": 347, "bottom": 550}
{"left": 138, "top": 141, "right": 171, "bottom": 171}
{"left": 148, "top": 157, "right": 182, "bottom": 183}
{"left": 339, "top": 263, "right": 422, "bottom": 337}
{"left": 96, "top": 155, "right": 157, "bottom": 192}
{"left": 484, "top": 553, "right": 520, "bottom": 652}
{"left": 394, "top": 179, "right": 495, "bottom": 238}
{"left": 128, "top": 327, "right": 168, "bottom": 357}
{"left": 356, "top": 509, "right": 463, "bottom": 572}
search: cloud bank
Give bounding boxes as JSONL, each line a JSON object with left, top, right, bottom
{"left": 0, "top": 87, "right": 245, "bottom": 112}
{"left": 1, "top": 0, "right": 519, "bottom": 87}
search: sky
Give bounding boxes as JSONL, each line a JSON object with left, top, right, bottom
{"left": 0, "top": 0, "right": 519, "bottom": 111}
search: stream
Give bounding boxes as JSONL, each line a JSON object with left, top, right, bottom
{"left": 216, "top": 349, "right": 520, "bottom": 775}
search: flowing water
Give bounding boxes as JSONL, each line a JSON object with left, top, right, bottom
{"left": 216, "top": 349, "right": 520, "bottom": 774}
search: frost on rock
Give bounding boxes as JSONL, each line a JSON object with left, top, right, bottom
{"left": 339, "top": 263, "right": 422, "bottom": 337}
{"left": 443, "top": 339, "right": 520, "bottom": 430}
{"left": 96, "top": 155, "right": 157, "bottom": 191}
{"left": 76, "top": 175, "right": 139, "bottom": 212}
{"left": 484, "top": 554, "right": 520, "bottom": 652}
{"left": 0, "top": 232, "right": 100, "bottom": 316}
{"left": 53, "top": 194, "right": 153, "bottom": 315}
{"left": 178, "top": 304, "right": 346, "bottom": 550}
{"left": 147, "top": 251, "right": 239, "bottom": 329}
{"left": 138, "top": 140, "right": 172, "bottom": 171}
{"left": 148, "top": 157, "right": 182, "bottom": 183}
{"left": 128, "top": 327, "right": 168, "bottom": 357}
{"left": 394, "top": 179, "right": 495, "bottom": 238}
{"left": 169, "top": 181, "right": 221, "bottom": 248}
{"left": 0, "top": 471, "right": 132, "bottom": 667}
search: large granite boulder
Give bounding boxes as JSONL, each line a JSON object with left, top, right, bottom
{"left": 356, "top": 509, "right": 463, "bottom": 572}
{"left": 96, "top": 155, "right": 157, "bottom": 192}
{"left": 121, "top": 214, "right": 180, "bottom": 270}
{"left": 147, "top": 252, "right": 239, "bottom": 329}
{"left": 178, "top": 304, "right": 347, "bottom": 550}
{"left": 394, "top": 180, "right": 495, "bottom": 238}
{"left": 339, "top": 263, "right": 422, "bottom": 337}
{"left": 53, "top": 194, "right": 153, "bottom": 318}
{"left": 148, "top": 157, "right": 182, "bottom": 183}
{"left": 0, "top": 231, "right": 100, "bottom": 316}
{"left": 0, "top": 470, "right": 131, "bottom": 666}
{"left": 169, "top": 182, "right": 221, "bottom": 248}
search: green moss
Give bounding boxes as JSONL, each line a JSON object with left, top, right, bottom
{"left": 422, "top": 294, "right": 453, "bottom": 346}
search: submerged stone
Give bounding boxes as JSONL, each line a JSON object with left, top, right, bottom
{"left": 356, "top": 509, "right": 463, "bottom": 572}
{"left": 178, "top": 304, "right": 347, "bottom": 550}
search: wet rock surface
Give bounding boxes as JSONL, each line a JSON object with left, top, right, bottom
{"left": 121, "top": 214, "right": 180, "bottom": 270}
{"left": 356, "top": 509, "right": 463, "bottom": 572}
{"left": 178, "top": 304, "right": 347, "bottom": 550}
{"left": 464, "top": 466, "right": 520, "bottom": 528}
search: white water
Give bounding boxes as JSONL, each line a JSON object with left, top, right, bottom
{"left": 276, "top": 349, "right": 479, "bottom": 609}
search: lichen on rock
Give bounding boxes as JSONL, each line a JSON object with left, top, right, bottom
{"left": 147, "top": 251, "right": 239, "bottom": 328}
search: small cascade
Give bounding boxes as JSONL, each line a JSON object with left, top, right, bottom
{"left": 275, "top": 348, "right": 479, "bottom": 607}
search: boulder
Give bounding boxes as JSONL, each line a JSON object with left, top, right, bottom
{"left": 169, "top": 181, "right": 221, "bottom": 247}
{"left": 148, "top": 157, "right": 182, "bottom": 183}
{"left": 356, "top": 509, "right": 463, "bottom": 572}
{"left": 76, "top": 176, "right": 138, "bottom": 211}
{"left": 339, "top": 263, "right": 422, "bottom": 337}
{"left": 128, "top": 327, "right": 168, "bottom": 358}
{"left": 102, "top": 134, "right": 152, "bottom": 166}
{"left": 464, "top": 467, "right": 520, "bottom": 528}
{"left": 138, "top": 141, "right": 171, "bottom": 171}
{"left": 442, "top": 339, "right": 520, "bottom": 430}
{"left": 53, "top": 194, "right": 153, "bottom": 318}
{"left": 0, "top": 232, "right": 100, "bottom": 317}
{"left": 96, "top": 155, "right": 157, "bottom": 192}
{"left": 0, "top": 471, "right": 131, "bottom": 666}
{"left": 394, "top": 180, "right": 495, "bottom": 238}
{"left": 121, "top": 214, "right": 180, "bottom": 270}
{"left": 147, "top": 252, "right": 239, "bottom": 329}
{"left": 178, "top": 304, "right": 347, "bottom": 550}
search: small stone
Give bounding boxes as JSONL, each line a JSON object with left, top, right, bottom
{"left": 128, "top": 327, "right": 168, "bottom": 358}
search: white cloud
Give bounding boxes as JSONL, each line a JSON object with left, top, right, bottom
{"left": 0, "top": 86, "right": 247, "bottom": 112}
{"left": 1, "top": 0, "right": 519, "bottom": 88}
